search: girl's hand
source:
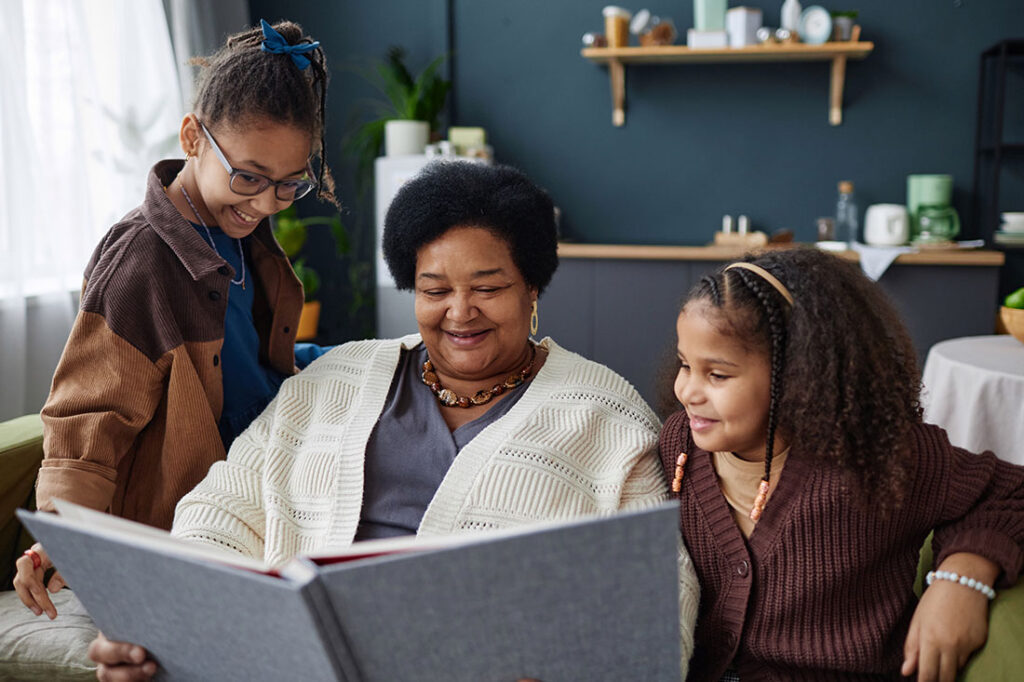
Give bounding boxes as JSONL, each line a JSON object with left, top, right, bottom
{"left": 12, "top": 542, "right": 66, "bottom": 619}
{"left": 901, "top": 552, "right": 997, "bottom": 682}
{"left": 89, "top": 633, "right": 157, "bottom": 681}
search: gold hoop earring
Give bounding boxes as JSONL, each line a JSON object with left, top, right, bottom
{"left": 530, "top": 300, "right": 539, "bottom": 336}
{"left": 184, "top": 151, "right": 191, "bottom": 163}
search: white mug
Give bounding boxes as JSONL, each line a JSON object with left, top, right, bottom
{"left": 864, "top": 204, "right": 910, "bottom": 246}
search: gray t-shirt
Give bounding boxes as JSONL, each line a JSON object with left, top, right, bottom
{"left": 355, "top": 344, "right": 529, "bottom": 540}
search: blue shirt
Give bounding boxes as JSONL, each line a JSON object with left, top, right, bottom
{"left": 192, "top": 222, "right": 327, "bottom": 450}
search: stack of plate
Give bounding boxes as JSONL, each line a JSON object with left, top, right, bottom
{"left": 995, "top": 212, "right": 1024, "bottom": 246}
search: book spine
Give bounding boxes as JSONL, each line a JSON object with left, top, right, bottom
{"left": 296, "top": 559, "right": 365, "bottom": 682}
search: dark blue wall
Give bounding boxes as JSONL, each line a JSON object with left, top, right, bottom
{"left": 452, "top": 0, "right": 1023, "bottom": 244}
{"left": 250, "top": 0, "right": 1024, "bottom": 340}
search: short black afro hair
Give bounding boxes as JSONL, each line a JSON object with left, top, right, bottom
{"left": 383, "top": 161, "right": 559, "bottom": 294}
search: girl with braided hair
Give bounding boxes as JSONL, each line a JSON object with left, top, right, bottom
{"left": 660, "top": 247, "right": 1024, "bottom": 681}
{"left": 13, "top": 19, "right": 337, "bottom": 622}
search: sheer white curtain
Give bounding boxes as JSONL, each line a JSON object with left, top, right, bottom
{"left": 0, "top": 1, "right": 183, "bottom": 420}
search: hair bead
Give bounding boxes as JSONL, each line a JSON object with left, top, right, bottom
{"left": 749, "top": 479, "right": 770, "bottom": 521}
{"left": 671, "top": 452, "right": 688, "bottom": 492}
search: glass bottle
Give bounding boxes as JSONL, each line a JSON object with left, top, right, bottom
{"left": 836, "top": 180, "right": 859, "bottom": 246}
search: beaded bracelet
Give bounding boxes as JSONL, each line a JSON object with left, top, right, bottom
{"left": 925, "top": 570, "right": 996, "bottom": 600}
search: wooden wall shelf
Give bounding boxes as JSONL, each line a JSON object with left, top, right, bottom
{"left": 581, "top": 35, "right": 874, "bottom": 126}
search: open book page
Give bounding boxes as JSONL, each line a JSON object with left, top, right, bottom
{"left": 51, "top": 498, "right": 608, "bottom": 576}
{"left": 302, "top": 511, "right": 612, "bottom": 565}
{"left": 52, "top": 498, "right": 271, "bottom": 573}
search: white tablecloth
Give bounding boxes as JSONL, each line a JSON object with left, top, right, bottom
{"left": 922, "top": 335, "right": 1024, "bottom": 465}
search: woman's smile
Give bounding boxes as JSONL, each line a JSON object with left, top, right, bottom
{"left": 414, "top": 226, "right": 537, "bottom": 388}
{"left": 443, "top": 328, "right": 492, "bottom": 346}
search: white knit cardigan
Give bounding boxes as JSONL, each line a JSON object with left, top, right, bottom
{"left": 172, "top": 334, "right": 698, "bottom": 671}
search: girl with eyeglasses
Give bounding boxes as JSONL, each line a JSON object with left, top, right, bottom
{"left": 13, "top": 20, "right": 338, "bottom": 622}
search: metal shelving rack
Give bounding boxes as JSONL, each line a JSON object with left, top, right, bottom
{"left": 971, "top": 39, "right": 1024, "bottom": 299}
{"left": 972, "top": 40, "right": 1024, "bottom": 241}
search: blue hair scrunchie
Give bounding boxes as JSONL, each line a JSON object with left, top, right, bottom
{"left": 260, "top": 19, "right": 320, "bottom": 70}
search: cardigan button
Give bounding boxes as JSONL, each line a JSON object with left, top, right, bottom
{"left": 217, "top": 266, "right": 229, "bottom": 276}
{"left": 208, "top": 291, "right": 221, "bottom": 301}
{"left": 724, "top": 631, "right": 738, "bottom": 649}
{"left": 213, "top": 355, "right": 219, "bottom": 367}
{"left": 735, "top": 560, "right": 749, "bottom": 577}
{"left": 283, "top": 326, "right": 290, "bottom": 334}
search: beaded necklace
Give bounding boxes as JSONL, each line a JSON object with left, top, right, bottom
{"left": 422, "top": 343, "right": 537, "bottom": 408}
{"left": 181, "top": 185, "right": 246, "bottom": 289}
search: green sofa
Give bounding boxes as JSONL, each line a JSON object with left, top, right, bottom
{"left": 0, "top": 414, "right": 1021, "bottom": 679}
{"left": 0, "top": 414, "right": 97, "bottom": 679}
{"left": 0, "top": 414, "right": 46, "bottom": 592}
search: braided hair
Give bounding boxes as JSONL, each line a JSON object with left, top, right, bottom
{"left": 677, "top": 248, "right": 921, "bottom": 509}
{"left": 190, "top": 20, "right": 339, "bottom": 209}
{"left": 722, "top": 266, "right": 789, "bottom": 493}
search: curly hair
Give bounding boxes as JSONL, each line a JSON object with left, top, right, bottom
{"left": 382, "top": 161, "right": 559, "bottom": 294}
{"left": 190, "top": 20, "right": 339, "bottom": 209}
{"left": 675, "top": 247, "right": 923, "bottom": 507}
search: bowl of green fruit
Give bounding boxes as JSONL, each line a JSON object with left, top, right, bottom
{"left": 1001, "top": 286, "right": 1024, "bottom": 343}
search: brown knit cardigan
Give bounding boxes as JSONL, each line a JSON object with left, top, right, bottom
{"left": 36, "top": 161, "right": 303, "bottom": 530}
{"left": 659, "top": 410, "right": 1024, "bottom": 681}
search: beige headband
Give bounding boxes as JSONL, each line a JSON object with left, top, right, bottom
{"left": 724, "top": 262, "right": 794, "bottom": 306}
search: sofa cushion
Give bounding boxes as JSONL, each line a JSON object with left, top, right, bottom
{"left": 960, "top": 582, "right": 1024, "bottom": 680}
{"left": 0, "top": 589, "right": 97, "bottom": 680}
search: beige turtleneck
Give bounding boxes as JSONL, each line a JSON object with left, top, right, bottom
{"left": 712, "top": 447, "right": 790, "bottom": 538}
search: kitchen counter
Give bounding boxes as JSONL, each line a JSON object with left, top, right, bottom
{"left": 556, "top": 242, "right": 1005, "bottom": 266}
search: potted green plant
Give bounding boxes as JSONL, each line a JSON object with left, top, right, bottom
{"left": 346, "top": 46, "right": 451, "bottom": 185}
{"left": 830, "top": 10, "right": 859, "bottom": 41}
{"left": 272, "top": 206, "right": 349, "bottom": 340}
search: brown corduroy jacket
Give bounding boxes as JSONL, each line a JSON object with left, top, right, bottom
{"left": 36, "top": 160, "right": 304, "bottom": 530}
{"left": 660, "top": 410, "right": 1024, "bottom": 682}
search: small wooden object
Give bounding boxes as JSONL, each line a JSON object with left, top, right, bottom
{"left": 713, "top": 231, "right": 769, "bottom": 248}
{"left": 1000, "top": 306, "right": 1024, "bottom": 344}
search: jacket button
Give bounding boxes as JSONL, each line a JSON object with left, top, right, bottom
{"left": 213, "top": 355, "right": 219, "bottom": 366}
{"left": 736, "top": 560, "right": 749, "bottom": 577}
{"left": 208, "top": 291, "right": 221, "bottom": 301}
{"left": 217, "top": 266, "right": 229, "bottom": 276}
{"left": 283, "top": 326, "right": 290, "bottom": 334}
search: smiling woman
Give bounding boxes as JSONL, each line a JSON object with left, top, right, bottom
{"left": 85, "top": 160, "right": 701, "bottom": 679}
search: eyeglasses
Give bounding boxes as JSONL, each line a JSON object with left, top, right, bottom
{"left": 198, "top": 119, "right": 317, "bottom": 201}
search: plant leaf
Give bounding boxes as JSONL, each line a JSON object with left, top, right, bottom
{"left": 292, "top": 258, "right": 321, "bottom": 301}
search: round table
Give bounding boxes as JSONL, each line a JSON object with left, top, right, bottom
{"left": 922, "top": 335, "right": 1024, "bottom": 465}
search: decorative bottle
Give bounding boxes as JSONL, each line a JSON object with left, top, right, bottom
{"left": 780, "top": 0, "right": 802, "bottom": 32}
{"left": 836, "top": 181, "right": 859, "bottom": 246}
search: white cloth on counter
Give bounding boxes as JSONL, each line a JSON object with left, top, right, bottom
{"left": 922, "top": 335, "right": 1024, "bottom": 465}
{"left": 851, "top": 242, "right": 914, "bottom": 281}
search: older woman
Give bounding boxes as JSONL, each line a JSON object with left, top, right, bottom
{"left": 89, "top": 161, "right": 699, "bottom": 679}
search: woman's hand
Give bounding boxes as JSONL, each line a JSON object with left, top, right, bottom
{"left": 89, "top": 633, "right": 157, "bottom": 681}
{"left": 901, "top": 552, "right": 997, "bottom": 682}
{"left": 12, "top": 542, "right": 66, "bottom": 619}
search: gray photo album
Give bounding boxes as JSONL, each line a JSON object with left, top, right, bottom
{"left": 18, "top": 500, "right": 682, "bottom": 681}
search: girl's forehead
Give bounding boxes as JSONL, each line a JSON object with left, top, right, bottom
{"left": 676, "top": 303, "right": 766, "bottom": 360}
{"left": 679, "top": 300, "right": 741, "bottom": 331}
